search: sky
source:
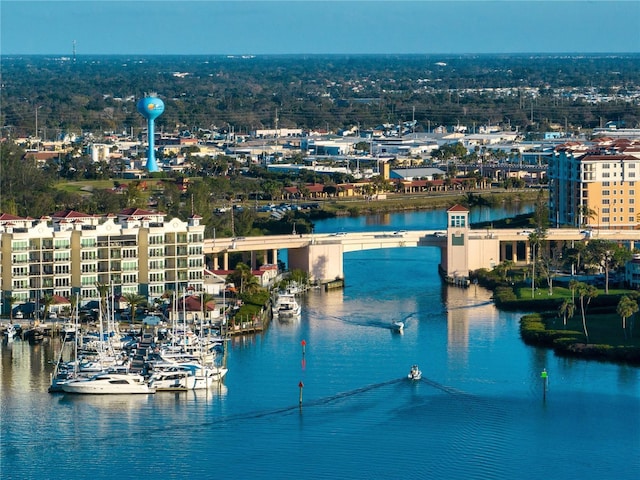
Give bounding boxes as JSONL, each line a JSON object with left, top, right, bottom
{"left": 2, "top": 0, "right": 639, "bottom": 56}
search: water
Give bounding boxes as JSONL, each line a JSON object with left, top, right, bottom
{"left": 2, "top": 206, "right": 639, "bottom": 480}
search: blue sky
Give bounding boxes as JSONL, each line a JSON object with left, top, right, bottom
{"left": 2, "top": 1, "right": 639, "bottom": 55}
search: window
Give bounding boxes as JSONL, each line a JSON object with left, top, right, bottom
{"left": 11, "top": 240, "right": 28, "bottom": 251}
{"left": 149, "top": 235, "right": 164, "bottom": 245}
{"left": 82, "top": 251, "right": 97, "bottom": 260}
{"left": 603, "top": 163, "right": 610, "bottom": 169}
{"left": 602, "top": 190, "right": 610, "bottom": 196}
{"left": 80, "top": 238, "right": 96, "bottom": 247}
{"left": 122, "top": 260, "right": 137, "bottom": 271}
{"left": 602, "top": 181, "right": 610, "bottom": 186}
{"left": 53, "top": 251, "right": 70, "bottom": 261}
{"left": 450, "top": 214, "right": 466, "bottom": 228}
{"left": 602, "top": 199, "right": 610, "bottom": 204}
{"left": 602, "top": 172, "right": 610, "bottom": 178}
{"left": 54, "top": 239, "right": 70, "bottom": 249}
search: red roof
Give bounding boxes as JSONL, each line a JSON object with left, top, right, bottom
{"left": 447, "top": 204, "right": 469, "bottom": 212}
{"left": 0, "top": 213, "right": 28, "bottom": 221}
{"left": 51, "top": 209, "right": 94, "bottom": 219}
{"left": 118, "top": 207, "right": 165, "bottom": 217}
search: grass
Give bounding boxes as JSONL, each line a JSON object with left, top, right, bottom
{"left": 545, "top": 312, "right": 640, "bottom": 347}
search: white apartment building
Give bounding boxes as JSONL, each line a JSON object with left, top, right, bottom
{"left": 0, "top": 209, "right": 205, "bottom": 313}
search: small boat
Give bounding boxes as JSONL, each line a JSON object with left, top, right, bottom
{"left": 391, "top": 320, "right": 404, "bottom": 333}
{"left": 408, "top": 364, "right": 422, "bottom": 380}
{"left": 61, "top": 373, "right": 156, "bottom": 394}
{"left": 3, "top": 324, "right": 21, "bottom": 341}
{"left": 61, "top": 322, "right": 78, "bottom": 340}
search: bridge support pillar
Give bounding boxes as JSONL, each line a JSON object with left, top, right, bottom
{"left": 223, "top": 252, "right": 229, "bottom": 271}
{"left": 212, "top": 254, "right": 219, "bottom": 270}
{"left": 272, "top": 249, "right": 278, "bottom": 265}
{"left": 288, "top": 243, "right": 344, "bottom": 284}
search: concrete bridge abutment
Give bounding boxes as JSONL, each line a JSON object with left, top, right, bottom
{"left": 288, "top": 242, "right": 344, "bottom": 284}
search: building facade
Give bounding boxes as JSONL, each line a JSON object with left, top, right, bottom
{"left": 548, "top": 143, "right": 640, "bottom": 229}
{"left": 0, "top": 209, "right": 205, "bottom": 313}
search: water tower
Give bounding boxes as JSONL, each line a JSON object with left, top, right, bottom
{"left": 137, "top": 94, "right": 165, "bottom": 173}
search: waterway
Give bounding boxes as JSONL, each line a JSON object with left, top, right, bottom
{"left": 1, "top": 205, "right": 639, "bottom": 480}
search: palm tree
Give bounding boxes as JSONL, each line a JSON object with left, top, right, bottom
{"left": 121, "top": 292, "right": 146, "bottom": 324}
{"left": 558, "top": 298, "right": 575, "bottom": 327}
{"left": 616, "top": 295, "right": 638, "bottom": 340}
{"left": 575, "top": 282, "right": 598, "bottom": 342}
{"left": 200, "top": 292, "right": 216, "bottom": 320}
{"left": 5, "top": 295, "right": 18, "bottom": 321}
{"left": 95, "top": 282, "right": 110, "bottom": 315}
{"left": 568, "top": 279, "right": 579, "bottom": 304}
{"left": 41, "top": 294, "right": 55, "bottom": 320}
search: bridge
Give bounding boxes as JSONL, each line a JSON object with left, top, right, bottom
{"left": 203, "top": 206, "right": 640, "bottom": 285}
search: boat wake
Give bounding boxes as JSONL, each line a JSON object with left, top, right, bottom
{"left": 445, "top": 300, "right": 494, "bottom": 311}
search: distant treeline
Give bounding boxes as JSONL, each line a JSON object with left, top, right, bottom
{"left": 2, "top": 54, "right": 640, "bottom": 137}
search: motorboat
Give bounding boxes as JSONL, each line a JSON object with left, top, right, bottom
{"left": 408, "top": 364, "right": 422, "bottom": 380}
{"left": 61, "top": 373, "right": 156, "bottom": 394}
{"left": 3, "top": 324, "right": 21, "bottom": 341}
{"left": 61, "top": 322, "right": 77, "bottom": 340}
{"left": 148, "top": 363, "right": 228, "bottom": 391}
{"left": 391, "top": 320, "right": 404, "bottom": 333}
{"left": 272, "top": 292, "right": 301, "bottom": 318}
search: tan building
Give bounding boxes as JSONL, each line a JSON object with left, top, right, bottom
{"left": 0, "top": 209, "right": 205, "bottom": 314}
{"left": 548, "top": 142, "right": 640, "bottom": 229}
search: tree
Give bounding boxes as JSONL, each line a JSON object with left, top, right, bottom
{"left": 616, "top": 295, "right": 638, "bottom": 339}
{"left": 575, "top": 282, "right": 598, "bottom": 342}
{"left": 586, "top": 240, "right": 632, "bottom": 294}
{"left": 95, "top": 282, "right": 110, "bottom": 316}
{"left": 558, "top": 298, "right": 575, "bottom": 327}
{"left": 5, "top": 294, "right": 18, "bottom": 321}
{"left": 41, "top": 294, "right": 55, "bottom": 320}
{"left": 121, "top": 292, "right": 147, "bottom": 324}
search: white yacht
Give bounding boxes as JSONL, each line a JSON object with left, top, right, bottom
{"left": 148, "top": 363, "right": 228, "bottom": 391}
{"left": 272, "top": 292, "right": 301, "bottom": 319}
{"left": 61, "top": 373, "right": 156, "bottom": 394}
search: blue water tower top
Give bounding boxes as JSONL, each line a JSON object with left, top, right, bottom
{"left": 137, "top": 96, "right": 165, "bottom": 120}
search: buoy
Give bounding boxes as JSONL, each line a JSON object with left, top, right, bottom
{"left": 301, "top": 339, "right": 306, "bottom": 355}
{"left": 541, "top": 368, "right": 548, "bottom": 400}
{"left": 298, "top": 381, "right": 304, "bottom": 406}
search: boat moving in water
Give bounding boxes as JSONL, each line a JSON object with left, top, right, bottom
{"left": 391, "top": 320, "right": 404, "bottom": 333}
{"left": 407, "top": 364, "right": 422, "bottom": 380}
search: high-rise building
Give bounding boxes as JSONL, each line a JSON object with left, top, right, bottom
{"left": 548, "top": 141, "right": 640, "bottom": 229}
{"left": 0, "top": 209, "right": 204, "bottom": 313}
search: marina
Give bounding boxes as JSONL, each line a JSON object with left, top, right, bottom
{"left": 2, "top": 208, "right": 639, "bottom": 480}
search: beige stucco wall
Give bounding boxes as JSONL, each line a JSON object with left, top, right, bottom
{"left": 467, "top": 236, "right": 501, "bottom": 272}
{"left": 288, "top": 243, "right": 344, "bottom": 283}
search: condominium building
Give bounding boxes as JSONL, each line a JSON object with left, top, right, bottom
{"left": 0, "top": 208, "right": 205, "bottom": 313}
{"left": 548, "top": 141, "right": 640, "bottom": 229}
